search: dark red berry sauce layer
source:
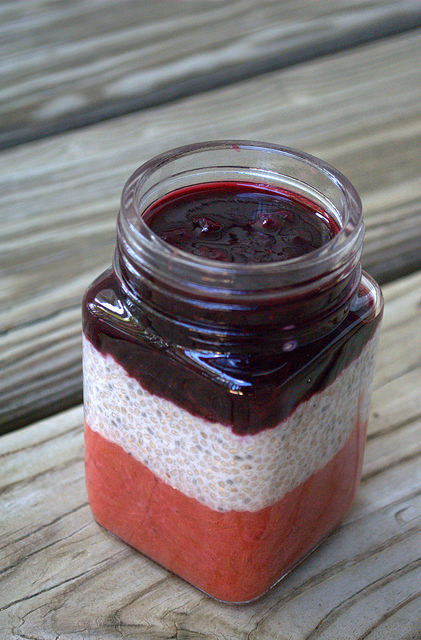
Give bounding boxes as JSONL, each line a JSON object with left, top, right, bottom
{"left": 144, "top": 182, "right": 339, "bottom": 263}
{"left": 83, "top": 182, "right": 380, "bottom": 434}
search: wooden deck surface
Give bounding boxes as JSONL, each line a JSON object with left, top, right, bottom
{"left": 1, "top": 1, "right": 421, "bottom": 638}
{"left": 2, "top": 0, "right": 421, "bottom": 147}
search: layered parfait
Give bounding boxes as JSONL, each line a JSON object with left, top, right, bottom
{"left": 83, "top": 177, "right": 382, "bottom": 603}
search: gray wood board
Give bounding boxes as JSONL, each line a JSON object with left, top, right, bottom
{"left": 1, "top": 30, "right": 421, "bottom": 432}
{"left": 1, "top": 269, "right": 421, "bottom": 639}
{"left": 2, "top": 0, "right": 421, "bottom": 147}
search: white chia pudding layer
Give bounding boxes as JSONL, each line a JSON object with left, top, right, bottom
{"left": 83, "top": 331, "right": 379, "bottom": 512}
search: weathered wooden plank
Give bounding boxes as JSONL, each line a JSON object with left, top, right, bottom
{"left": 1, "top": 270, "right": 420, "bottom": 639}
{"left": 2, "top": 0, "right": 421, "bottom": 148}
{"left": 1, "top": 30, "right": 421, "bottom": 433}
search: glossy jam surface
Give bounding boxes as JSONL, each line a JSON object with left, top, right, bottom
{"left": 144, "top": 182, "right": 339, "bottom": 263}
{"left": 84, "top": 183, "right": 377, "bottom": 435}
{"left": 83, "top": 270, "right": 378, "bottom": 435}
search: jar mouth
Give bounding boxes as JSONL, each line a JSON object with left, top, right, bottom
{"left": 118, "top": 140, "right": 363, "bottom": 299}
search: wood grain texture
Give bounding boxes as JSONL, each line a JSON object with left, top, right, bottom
{"left": 2, "top": 0, "right": 421, "bottom": 148}
{"left": 1, "top": 30, "right": 421, "bottom": 433}
{"left": 1, "top": 270, "right": 421, "bottom": 640}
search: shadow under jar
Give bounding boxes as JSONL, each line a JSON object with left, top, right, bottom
{"left": 82, "top": 141, "right": 383, "bottom": 603}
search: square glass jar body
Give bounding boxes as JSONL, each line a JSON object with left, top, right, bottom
{"left": 82, "top": 141, "right": 383, "bottom": 603}
{"left": 83, "top": 274, "right": 382, "bottom": 604}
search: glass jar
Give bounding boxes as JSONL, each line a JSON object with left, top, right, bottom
{"left": 82, "top": 141, "right": 383, "bottom": 603}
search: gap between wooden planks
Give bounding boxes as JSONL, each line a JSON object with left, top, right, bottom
{"left": 1, "top": 30, "right": 421, "bottom": 433}
{"left": 0, "top": 268, "right": 420, "bottom": 640}
{"left": 2, "top": 0, "right": 421, "bottom": 147}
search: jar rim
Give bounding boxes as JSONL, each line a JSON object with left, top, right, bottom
{"left": 117, "top": 140, "right": 364, "bottom": 297}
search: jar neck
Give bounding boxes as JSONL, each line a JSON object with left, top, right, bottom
{"left": 113, "top": 141, "right": 364, "bottom": 351}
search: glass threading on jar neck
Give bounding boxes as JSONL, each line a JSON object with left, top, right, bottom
{"left": 114, "top": 141, "right": 364, "bottom": 350}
